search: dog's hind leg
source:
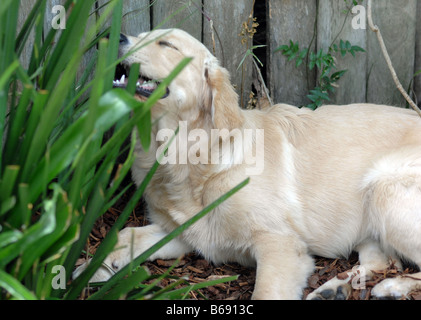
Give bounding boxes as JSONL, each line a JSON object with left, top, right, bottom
{"left": 363, "top": 150, "right": 421, "bottom": 298}
{"left": 306, "top": 240, "right": 398, "bottom": 300}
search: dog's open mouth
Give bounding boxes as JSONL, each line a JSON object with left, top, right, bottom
{"left": 113, "top": 64, "right": 170, "bottom": 99}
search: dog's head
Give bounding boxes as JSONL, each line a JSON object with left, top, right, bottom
{"left": 114, "top": 28, "right": 243, "bottom": 130}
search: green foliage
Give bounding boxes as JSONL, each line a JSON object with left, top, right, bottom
{"left": 0, "top": 0, "right": 246, "bottom": 300}
{"left": 275, "top": 0, "right": 366, "bottom": 110}
{"left": 344, "top": 0, "right": 363, "bottom": 7}
{"left": 275, "top": 39, "right": 365, "bottom": 110}
{"left": 237, "top": 45, "right": 266, "bottom": 71}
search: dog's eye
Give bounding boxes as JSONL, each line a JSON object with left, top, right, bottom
{"left": 158, "top": 40, "right": 179, "bottom": 51}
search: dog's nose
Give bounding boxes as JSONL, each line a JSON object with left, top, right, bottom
{"left": 120, "top": 33, "right": 128, "bottom": 44}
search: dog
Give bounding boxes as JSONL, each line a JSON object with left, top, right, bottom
{"left": 73, "top": 28, "right": 421, "bottom": 300}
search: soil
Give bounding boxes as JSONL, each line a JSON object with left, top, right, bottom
{"left": 76, "top": 186, "right": 421, "bottom": 300}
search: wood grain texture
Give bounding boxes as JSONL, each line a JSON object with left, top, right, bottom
{"left": 317, "top": 0, "right": 367, "bottom": 105}
{"left": 16, "top": 1, "right": 420, "bottom": 109}
{"left": 267, "top": 0, "right": 317, "bottom": 107}
{"left": 414, "top": 1, "right": 421, "bottom": 105}
{"left": 367, "top": 0, "right": 417, "bottom": 106}
{"left": 18, "top": 0, "right": 37, "bottom": 69}
{"left": 203, "top": 0, "right": 255, "bottom": 108}
{"left": 121, "top": 0, "right": 151, "bottom": 37}
{"left": 152, "top": 0, "right": 202, "bottom": 41}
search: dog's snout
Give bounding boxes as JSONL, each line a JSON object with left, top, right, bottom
{"left": 119, "top": 33, "right": 128, "bottom": 45}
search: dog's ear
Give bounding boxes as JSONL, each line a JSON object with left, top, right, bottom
{"left": 203, "top": 58, "right": 243, "bottom": 130}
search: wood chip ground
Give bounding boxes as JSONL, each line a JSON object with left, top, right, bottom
{"left": 76, "top": 187, "right": 421, "bottom": 300}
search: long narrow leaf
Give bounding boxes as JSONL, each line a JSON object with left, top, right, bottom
{"left": 87, "top": 178, "right": 249, "bottom": 300}
{"left": 0, "top": 60, "right": 19, "bottom": 90}
{"left": 15, "top": 0, "right": 45, "bottom": 56}
{"left": 27, "top": 89, "right": 142, "bottom": 205}
{"left": 0, "top": 196, "right": 56, "bottom": 268}
{"left": 16, "top": 184, "right": 74, "bottom": 281}
{"left": 0, "top": 270, "right": 37, "bottom": 300}
{"left": 2, "top": 84, "right": 34, "bottom": 166}
{"left": 162, "top": 275, "right": 239, "bottom": 300}
{"left": 65, "top": 126, "right": 179, "bottom": 298}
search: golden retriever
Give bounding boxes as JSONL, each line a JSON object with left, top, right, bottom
{"left": 74, "top": 28, "right": 421, "bottom": 300}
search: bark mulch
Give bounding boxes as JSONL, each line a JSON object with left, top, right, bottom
{"left": 76, "top": 187, "right": 421, "bottom": 300}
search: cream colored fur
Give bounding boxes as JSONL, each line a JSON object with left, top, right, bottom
{"left": 73, "top": 29, "right": 421, "bottom": 300}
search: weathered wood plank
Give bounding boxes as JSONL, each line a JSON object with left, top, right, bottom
{"left": 151, "top": 0, "right": 202, "bottom": 41}
{"left": 97, "top": 0, "right": 150, "bottom": 36}
{"left": 17, "top": 0, "right": 420, "bottom": 109}
{"left": 18, "top": 0, "right": 37, "bottom": 69}
{"left": 317, "top": 0, "right": 367, "bottom": 105}
{"left": 267, "top": 0, "right": 317, "bottom": 107}
{"left": 203, "top": 0, "right": 255, "bottom": 108}
{"left": 45, "top": 0, "right": 97, "bottom": 85}
{"left": 121, "top": 0, "right": 150, "bottom": 36}
{"left": 414, "top": 1, "right": 421, "bottom": 106}
{"left": 366, "top": 0, "right": 417, "bottom": 107}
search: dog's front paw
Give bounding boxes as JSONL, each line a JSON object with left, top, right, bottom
{"left": 307, "top": 283, "right": 351, "bottom": 300}
{"left": 72, "top": 259, "right": 118, "bottom": 283}
{"left": 306, "top": 276, "right": 352, "bottom": 300}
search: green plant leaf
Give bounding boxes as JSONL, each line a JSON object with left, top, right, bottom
{"left": 137, "top": 110, "right": 152, "bottom": 152}
{"left": 162, "top": 275, "right": 239, "bottom": 300}
{"left": 27, "top": 89, "right": 143, "bottom": 205}
{"left": 86, "top": 178, "right": 249, "bottom": 300}
{"left": 0, "top": 270, "right": 37, "bottom": 300}
{"left": 0, "top": 230, "right": 22, "bottom": 249}
{"left": 0, "top": 192, "right": 56, "bottom": 268}
{"left": 16, "top": 184, "right": 76, "bottom": 280}
{"left": 331, "top": 70, "right": 348, "bottom": 81}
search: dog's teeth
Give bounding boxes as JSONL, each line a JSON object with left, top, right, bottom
{"left": 120, "top": 75, "right": 125, "bottom": 83}
{"left": 136, "top": 81, "right": 140, "bottom": 86}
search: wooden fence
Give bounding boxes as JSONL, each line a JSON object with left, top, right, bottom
{"left": 19, "top": 0, "right": 421, "bottom": 109}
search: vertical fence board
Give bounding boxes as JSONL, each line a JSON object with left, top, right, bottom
{"left": 18, "top": 0, "right": 37, "bottom": 70}
{"left": 414, "top": 1, "right": 421, "bottom": 105}
{"left": 317, "top": 0, "right": 367, "bottom": 105}
{"left": 203, "top": 0, "right": 254, "bottom": 108}
{"left": 152, "top": 0, "right": 203, "bottom": 41}
{"left": 267, "top": 0, "right": 317, "bottom": 107}
{"left": 45, "top": 0, "right": 97, "bottom": 85}
{"left": 98, "top": 0, "right": 149, "bottom": 35}
{"left": 367, "top": 0, "right": 417, "bottom": 107}
{"left": 16, "top": 1, "right": 421, "bottom": 109}
{"left": 121, "top": 0, "right": 151, "bottom": 36}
